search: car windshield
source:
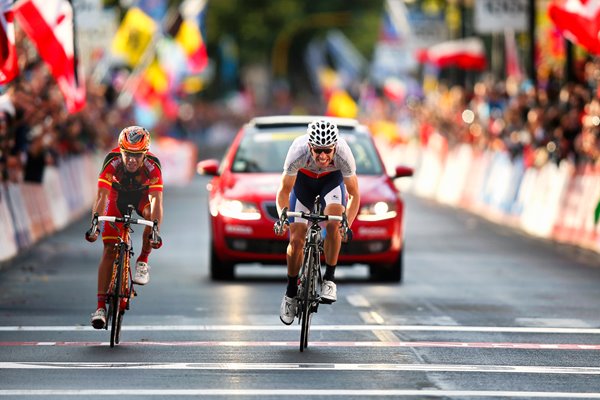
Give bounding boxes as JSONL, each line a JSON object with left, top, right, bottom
{"left": 231, "top": 129, "right": 384, "bottom": 175}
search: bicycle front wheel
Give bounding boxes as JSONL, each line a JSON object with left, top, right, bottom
{"left": 299, "top": 247, "right": 315, "bottom": 352}
{"left": 109, "top": 245, "right": 127, "bottom": 347}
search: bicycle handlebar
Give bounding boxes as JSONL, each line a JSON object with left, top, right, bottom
{"left": 97, "top": 215, "right": 155, "bottom": 228}
{"left": 287, "top": 211, "right": 343, "bottom": 222}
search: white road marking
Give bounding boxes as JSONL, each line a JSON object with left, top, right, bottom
{"left": 373, "top": 330, "right": 400, "bottom": 342}
{"left": 346, "top": 294, "right": 370, "bottom": 307}
{"left": 2, "top": 362, "right": 600, "bottom": 374}
{"left": 359, "top": 311, "right": 385, "bottom": 324}
{"left": 2, "top": 341, "right": 600, "bottom": 349}
{"left": 1, "top": 389, "right": 600, "bottom": 397}
{"left": 1, "top": 324, "right": 600, "bottom": 333}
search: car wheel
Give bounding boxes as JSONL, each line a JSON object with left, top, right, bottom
{"left": 210, "top": 242, "right": 235, "bottom": 281}
{"left": 369, "top": 249, "right": 403, "bottom": 283}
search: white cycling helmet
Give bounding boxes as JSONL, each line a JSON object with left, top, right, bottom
{"left": 307, "top": 120, "right": 338, "bottom": 147}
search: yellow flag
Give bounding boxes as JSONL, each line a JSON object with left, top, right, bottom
{"left": 326, "top": 89, "right": 358, "bottom": 118}
{"left": 112, "top": 8, "right": 157, "bottom": 67}
{"left": 143, "top": 59, "right": 169, "bottom": 94}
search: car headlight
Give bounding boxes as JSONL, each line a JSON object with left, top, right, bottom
{"left": 218, "top": 200, "right": 261, "bottom": 220}
{"left": 357, "top": 201, "right": 397, "bottom": 221}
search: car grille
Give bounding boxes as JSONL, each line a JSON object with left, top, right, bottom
{"left": 225, "top": 238, "right": 391, "bottom": 255}
{"left": 341, "top": 240, "right": 391, "bottom": 255}
{"left": 226, "top": 238, "right": 288, "bottom": 253}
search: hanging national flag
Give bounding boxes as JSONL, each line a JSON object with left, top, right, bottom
{"left": 13, "top": 0, "right": 85, "bottom": 113}
{"left": 0, "top": 0, "right": 18, "bottom": 84}
{"left": 168, "top": 0, "right": 208, "bottom": 74}
{"left": 548, "top": 0, "right": 600, "bottom": 55}
{"left": 112, "top": 7, "right": 157, "bottom": 67}
{"left": 326, "top": 89, "right": 358, "bottom": 119}
{"left": 416, "top": 37, "right": 487, "bottom": 71}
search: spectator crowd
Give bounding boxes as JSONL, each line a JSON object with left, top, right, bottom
{"left": 401, "top": 58, "right": 600, "bottom": 170}
{"left": 2, "top": 19, "right": 600, "bottom": 190}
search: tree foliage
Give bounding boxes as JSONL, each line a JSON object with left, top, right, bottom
{"left": 205, "top": 0, "right": 384, "bottom": 69}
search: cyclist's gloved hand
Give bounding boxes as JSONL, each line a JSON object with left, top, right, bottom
{"left": 85, "top": 213, "right": 99, "bottom": 242}
{"left": 340, "top": 213, "right": 352, "bottom": 243}
{"left": 273, "top": 207, "right": 289, "bottom": 236}
{"left": 149, "top": 221, "right": 162, "bottom": 249}
{"left": 150, "top": 234, "right": 162, "bottom": 249}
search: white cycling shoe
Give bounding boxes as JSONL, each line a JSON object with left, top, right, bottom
{"left": 90, "top": 308, "right": 106, "bottom": 329}
{"left": 279, "top": 295, "right": 298, "bottom": 325}
{"left": 320, "top": 280, "right": 337, "bottom": 303}
{"left": 132, "top": 261, "right": 150, "bottom": 285}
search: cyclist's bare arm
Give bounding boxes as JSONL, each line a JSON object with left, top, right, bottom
{"left": 148, "top": 191, "right": 163, "bottom": 248}
{"left": 148, "top": 191, "right": 163, "bottom": 230}
{"left": 276, "top": 173, "right": 296, "bottom": 215}
{"left": 343, "top": 174, "right": 360, "bottom": 227}
{"left": 274, "top": 173, "right": 296, "bottom": 236}
{"left": 86, "top": 187, "right": 110, "bottom": 242}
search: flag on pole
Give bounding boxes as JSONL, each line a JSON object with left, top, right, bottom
{"left": 548, "top": 0, "right": 600, "bottom": 55}
{"left": 13, "top": 0, "right": 86, "bottom": 113}
{"left": 416, "top": 37, "right": 487, "bottom": 71}
{"left": 169, "top": 0, "right": 208, "bottom": 74}
{"left": 0, "top": 0, "right": 18, "bottom": 84}
{"left": 112, "top": 7, "right": 157, "bottom": 67}
{"left": 504, "top": 29, "right": 523, "bottom": 80}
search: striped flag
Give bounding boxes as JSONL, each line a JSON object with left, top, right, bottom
{"left": 0, "top": 0, "right": 18, "bottom": 84}
{"left": 13, "top": 0, "right": 85, "bottom": 113}
{"left": 548, "top": 0, "right": 600, "bottom": 55}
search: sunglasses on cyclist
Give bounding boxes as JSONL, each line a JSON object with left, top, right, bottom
{"left": 311, "top": 146, "right": 334, "bottom": 155}
{"left": 122, "top": 151, "right": 145, "bottom": 159}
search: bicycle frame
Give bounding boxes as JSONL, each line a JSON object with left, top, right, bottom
{"left": 287, "top": 196, "right": 342, "bottom": 352}
{"left": 96, "top": 205, "right": 155, "bottom": 347}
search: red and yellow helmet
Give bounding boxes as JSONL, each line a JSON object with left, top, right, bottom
{"left": 118, "top": 126, "right": 150, "bottom": 153}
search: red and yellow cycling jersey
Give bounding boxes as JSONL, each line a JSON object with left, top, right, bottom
{"left": 97, "top": 148, "right": 163, "bottom": 243}
{"left": 98, "top": 147, "right": 163, "bottom": 196}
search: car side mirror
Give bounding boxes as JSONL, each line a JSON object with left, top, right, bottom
{"left": 197, "top": 159, "right": 220, "bottom": 176}
{"left": 392, "top": 165, "right": 413, "bottom": 179}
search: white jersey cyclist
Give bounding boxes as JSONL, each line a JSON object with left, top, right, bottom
{"left": 275, "top": 119, "right": 361, "bottom": 324}
{"left": 282, "top": 134, "right": 356, "bottom": 223}
{"left": 283, "top": 134, "right": 356, "bottom": 179}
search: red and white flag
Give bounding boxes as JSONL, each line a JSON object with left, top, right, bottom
{"left": 13, "top": 0, "right": 85, "bottom": 113}
{"left": 0, "top": 0, "right": 18, "bottom": 84}
{"left": 548, "top": 0, "right": 600, "bottom": 55}
{"left": 416, "top": 37, "right": 487, "bottom": 71}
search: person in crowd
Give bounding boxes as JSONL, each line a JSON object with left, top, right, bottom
{"left": 273, "top": 120, "right": 360, "bottom": 325}
{"left": 85, "top": 126, "right": 163, "bottom": 329}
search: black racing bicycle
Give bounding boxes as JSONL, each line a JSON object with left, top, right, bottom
{"left": 87, "top": 205, "right": 159, "bottom": 347}
{"left": 286, "top": 196, "right": 348, "bottom": 352}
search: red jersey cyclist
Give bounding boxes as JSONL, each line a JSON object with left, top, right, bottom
{"left": 273, "top": 119, "right": 360, "bottom": 325}
{"left": 86, "top": 126, "right": 163, "bottom": 329}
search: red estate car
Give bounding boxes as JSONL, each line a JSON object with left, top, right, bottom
{"left": 197, "top": 116, "right": 413, "bottom": 282}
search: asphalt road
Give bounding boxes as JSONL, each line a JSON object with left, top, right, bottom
{"left": 1, "top": 175, "right": 600, "bottom": 399}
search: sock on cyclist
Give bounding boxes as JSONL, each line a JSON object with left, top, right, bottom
{"left": 286, "top": 274, "right": 299, "bottom": 298}
{"left": 97, "top": 293, "right": 107, "bottom": 310}
{"left": 323, "top": 264, "right": 336, "bottom": 282}
{"left": 137, "top": 249, "right": 151, "bottom": 264}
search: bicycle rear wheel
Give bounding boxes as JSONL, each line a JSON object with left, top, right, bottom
{"left": 299, "top": 247, "right": 314, "bottom": 352}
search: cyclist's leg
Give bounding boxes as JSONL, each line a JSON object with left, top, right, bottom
{"left": 92, "top": 201, "right": 120, "bottom": 328}
{"left": 321, "top": 172, "right": 346, "bottom": 267}
{"left": 138, "top": 200, "right": 152, "bottom": 263}
{"left": 320, "top": 173, "right": 346, "bottom": 302}
{"left": 287, "top": 189, "right": 309, "bottom": 285}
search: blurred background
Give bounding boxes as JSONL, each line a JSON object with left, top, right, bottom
{"left": 1, "top": 0, "right": 599, "bottom": 262}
